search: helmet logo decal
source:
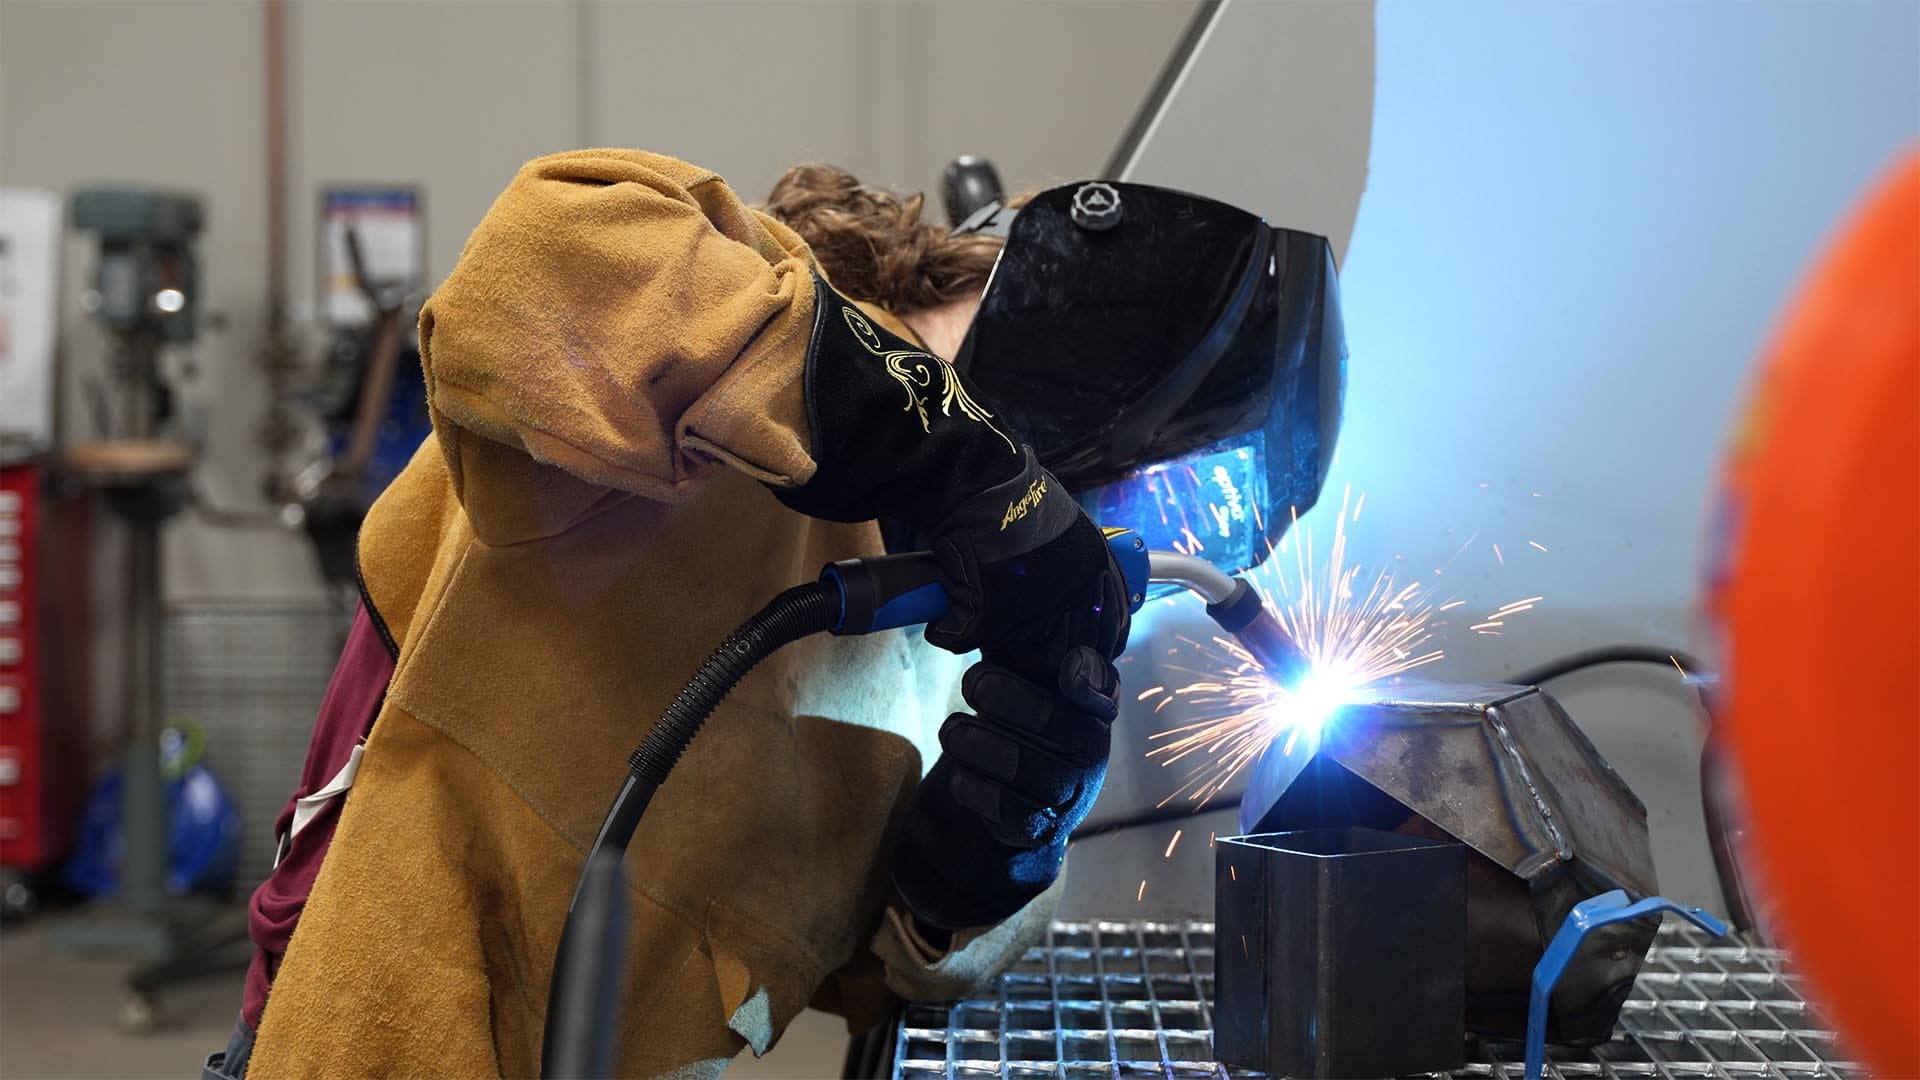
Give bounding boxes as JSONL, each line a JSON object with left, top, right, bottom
{"left": 1071, "top": 182, "right": 1123, "bottom": 231}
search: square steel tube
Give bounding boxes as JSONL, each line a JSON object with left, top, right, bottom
{"left": 1215, "top": 827, "right": 1468, "bottom": 1078}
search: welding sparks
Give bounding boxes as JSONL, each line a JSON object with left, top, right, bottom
{"left": 1670, "top": 655, "right": 1688, "bottom": 677}
{"left": 1164, "top": 830, "right": 1183, "bottom": 859}
{"left": 1528, "top": 540, "right": 1549, "bottom": 553}
{"left": 1137, "top": 880, "right": 1147, "bottom": 902}
{"left": 1493, "top": 543, "right": 1505, "bottom": 565}
{"left": 1493, "top": 596, "right": 1542, "bottom": 620}
{"left": 1148, "top": 486, "right": 1448, "bottom": 807}
{"left": 1441, "top": 534, "right": 1479, "bottom": 571}
{"left": 1137, "top": 686, "right": 1165, "bottom": 701}
{"left": 1147, "top": 486, "right": 1548, "bottom": 812}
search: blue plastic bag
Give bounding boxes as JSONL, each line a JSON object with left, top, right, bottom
{"left": 63, "top": 726, "right": 244, "bottom": 898}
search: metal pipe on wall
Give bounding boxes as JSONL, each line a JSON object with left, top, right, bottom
{"left": 264, "top": 0, "right": 287, "bottom": 333}
{"left": 258, "top": 0, "right": 301, "bottom": 477}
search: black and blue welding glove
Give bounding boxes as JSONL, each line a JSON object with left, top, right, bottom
{"left": 773, "top": 273, "right": 1132, "bottom": 929}
{"left": 773, "top": 274, "right": 1127, "bottom": 662}
{"left": 920, "top": 448, "right": 1131, "bottom": 668}
{"left": 891, "top": 645, "right": 1123, "bottom": 932}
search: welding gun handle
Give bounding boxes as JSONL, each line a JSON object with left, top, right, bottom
{"left": 821, "top": 552, "right": 947, "bottom": 635}
{"left": 822, "top": 529, "right": 1150, "bottom": 636}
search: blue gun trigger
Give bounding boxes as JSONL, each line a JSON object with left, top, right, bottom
{"left": 869, "top": 581, "right": 951, "bottom": 634}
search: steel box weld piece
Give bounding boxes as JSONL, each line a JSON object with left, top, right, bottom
{"left": 1236, "top": 682, "right": 1659, "bottom": 1046}
{"left": 1215, "top": 827, "right": 1467, "bottom": 1078}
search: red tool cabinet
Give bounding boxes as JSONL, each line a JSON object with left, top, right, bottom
{"left": 0, "top": 463, "right": 90, "bottom": 875}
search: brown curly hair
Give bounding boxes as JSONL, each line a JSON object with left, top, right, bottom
{"left": 762, "top": 163, "right": 1006, "bottom": 316}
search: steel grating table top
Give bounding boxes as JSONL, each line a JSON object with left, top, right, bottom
{"left": 891, "top": 920, "right": 1866, "bottom": 1080}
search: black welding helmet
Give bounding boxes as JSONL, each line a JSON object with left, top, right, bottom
{"left": 952, "top": 180, "right": 1345, "bottom": 576}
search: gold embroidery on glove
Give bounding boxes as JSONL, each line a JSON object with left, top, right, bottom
{"left": 842, "top": 307, "right": 1017, "bottom": 454}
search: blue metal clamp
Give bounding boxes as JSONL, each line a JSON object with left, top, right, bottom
{"left": 1525, "top": 890, "right": 1729, "bottom": 1080}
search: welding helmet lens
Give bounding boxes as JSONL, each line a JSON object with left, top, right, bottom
{"left": 954, "top": 181, "right": 1345, "bottom": 574}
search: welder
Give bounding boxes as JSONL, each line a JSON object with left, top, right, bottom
{"left": 210, "top": 150, "right": 1340, "bottom": 1079}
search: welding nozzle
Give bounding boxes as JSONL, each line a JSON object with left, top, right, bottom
{"left": 1206, "top": 578, "right": 1313, "bottom": 689}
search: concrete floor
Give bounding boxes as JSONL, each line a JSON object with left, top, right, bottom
{"left": 0, "top": 907, "right": 849, "bottom": 1079}
{"left": 0, "top": 911, "right": 240, "bottom": 1079}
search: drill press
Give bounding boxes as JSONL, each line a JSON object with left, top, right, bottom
{"left": 52, "top": 188, "right": 205, "bottom": 996}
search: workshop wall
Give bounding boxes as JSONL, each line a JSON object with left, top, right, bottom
{"left": 1071, "top": 0, "right": 1920, "bottom": 920}
{"left": 0, "top": 0, "right": 1197, "bottom": 600}
{"left": 1, "top": 2, "right": 297, "bottom": 601}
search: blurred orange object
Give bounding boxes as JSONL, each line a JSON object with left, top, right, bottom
{"left": 1704, "top": 150, "right": 1919, "bottom": 1077}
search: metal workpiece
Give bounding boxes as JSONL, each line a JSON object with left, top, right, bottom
{"left": 891, "top": 920, "right": 1865, "bottom": 1080}
{"left": 1214, "top": 829, "right": 1467, "bottom": 1078}
{"left": 1236, "top": 682, "right": 1660, "bottom": 1045}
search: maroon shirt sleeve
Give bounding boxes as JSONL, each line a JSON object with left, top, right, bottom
{"left": 241, "top": 602, "right": 396, "bottom": 1030}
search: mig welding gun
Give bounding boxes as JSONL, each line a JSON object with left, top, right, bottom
{"left": 605, "top": 529, "right": 1304, "bottom": 896}
{"left": 541, "top": 530, "right": 1309, "bottom": 1078}
{"left": 565, "top": 524, "right": 1307, "bottom": 921}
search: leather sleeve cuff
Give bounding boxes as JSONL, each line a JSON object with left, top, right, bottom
{"left": 872, "top": 873, "right": 1066, "bottom": 1003}
{"left": 893, "top": 908, "right": 959, "bottom": 965}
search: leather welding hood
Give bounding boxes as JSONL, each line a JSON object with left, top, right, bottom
{"left": 952, "top": 180, "right": 1346, "bottom": 573}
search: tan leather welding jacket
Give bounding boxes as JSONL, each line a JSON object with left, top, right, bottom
{"left": 247, "top": 149, "right": 1060, "bottom": 1079}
